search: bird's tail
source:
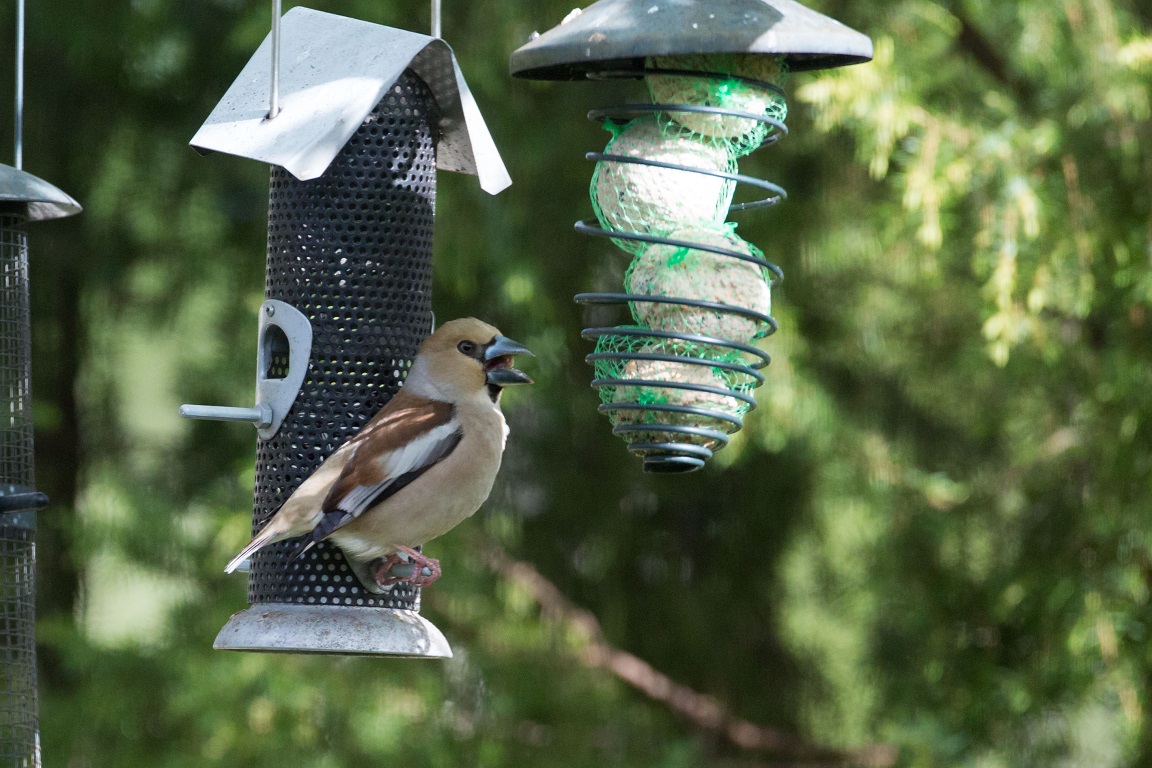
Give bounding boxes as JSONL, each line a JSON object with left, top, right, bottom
{"left": 224, "top": 525, "right": 289, "bottom": 574}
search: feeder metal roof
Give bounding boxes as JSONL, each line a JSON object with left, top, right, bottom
{"left": 510, "top": 0, "right": 873, "bottom": 79}
{"left": 191, "top": 8, "right": 510, "bottom": 194}
{"left": 0, "top": 164, "right": 82, "bottom": 221}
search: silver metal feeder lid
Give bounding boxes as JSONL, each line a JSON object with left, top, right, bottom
{"left": 510, "top": 0, "right": 873, "bottom": 79}
{"left": 190, "top": 7, "right": 510, "bottom": 193}
{"left": 0, "top": 164, "right": 82, "bottom": 221}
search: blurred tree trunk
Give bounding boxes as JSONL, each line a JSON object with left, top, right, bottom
{"left": 33, "top": 265, "right": 82, "bottom": 689}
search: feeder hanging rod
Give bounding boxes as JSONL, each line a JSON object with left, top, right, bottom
{"left": 14, "top": 0, "right": 24, "bottom": 168}
{"left": 268, "top": 0, "right": 282, "bottom": 119}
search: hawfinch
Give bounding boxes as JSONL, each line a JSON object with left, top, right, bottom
{"left": 224, "top": 318, "right": 532, "bottom": 592}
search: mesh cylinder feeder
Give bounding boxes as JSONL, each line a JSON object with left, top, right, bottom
{"left": 511, "top": 0, "right": 871, "bottom": 473}
{"left": 183, "top": 8, "right": 509, "bottom": 657}
{"left": 0, "top": 165, "right": 81, "bottom": 766}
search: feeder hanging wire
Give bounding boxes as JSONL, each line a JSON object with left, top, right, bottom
{"left": 268, "top": 0, "right": 282, "bottom": 118}
{"left": 14, "top": 0, "right": 24, "bottom": 168}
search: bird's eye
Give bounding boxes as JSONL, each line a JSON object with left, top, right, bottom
{"left": 457, "top": 340, "right": 477, "bottom": 355}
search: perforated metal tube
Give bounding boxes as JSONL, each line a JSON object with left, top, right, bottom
{"left": 246, "top": 70, "right": 438, "bottom": 613}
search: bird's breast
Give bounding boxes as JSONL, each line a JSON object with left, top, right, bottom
{"left": 329, "top": 406, "right": 508, "bottom": 563}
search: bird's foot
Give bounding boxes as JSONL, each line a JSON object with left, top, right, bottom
{"left": 395, "top": 545, "right": 441, "bottom": 587}
{"left": 373, "top": 545, "right": 442, "bottom": 589}
{"left": 373, "top": 552, "right": 409, "bottom": 588}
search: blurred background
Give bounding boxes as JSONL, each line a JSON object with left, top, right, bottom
{"left": 4, "top": 0, "right": 1152, "bottom": 765}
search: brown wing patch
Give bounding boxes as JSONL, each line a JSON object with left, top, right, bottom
{"left": 321, "top": 392, "right": 456, "bottom": 511}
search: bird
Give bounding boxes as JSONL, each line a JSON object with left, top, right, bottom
{"left": 224, "top": 317, "right": 533, "bottom": 592}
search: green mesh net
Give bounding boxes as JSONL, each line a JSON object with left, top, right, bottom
{"left": 646, "top": 54, "right": 789, "bottom": 158}
{"left": 584, "top": 54, "right": 787, "bottom": 462}
{"left": 590, "top": 116, "right": 737, "bottom": 254}
{"left": 592, "top": 329, "right": 757, "bottom": 451}
{"left": 623, "top": 222, "right": 772, "bottom": 344}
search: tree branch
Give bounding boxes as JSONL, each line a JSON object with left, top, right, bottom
{"left": 486, "top": 551, "right": 898, "bottom": 767}
{"left": 940, "top": 1, "right": 1035, "bottom": 105}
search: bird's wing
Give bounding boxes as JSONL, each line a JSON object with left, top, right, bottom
{"left": 308, "top": 393, "right": 462, "bottom": 542}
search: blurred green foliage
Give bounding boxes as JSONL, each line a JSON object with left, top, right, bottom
{"left": 5, "top": 0, "right": 1152, "bottom": 765}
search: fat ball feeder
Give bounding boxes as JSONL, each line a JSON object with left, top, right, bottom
{"left": 182, "top": 7, "right": 509, "bottom": 656}
{"left": 511, "top": 0, "right": 871, "bottom": 472}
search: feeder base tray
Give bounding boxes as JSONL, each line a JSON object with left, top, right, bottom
{"left": 213, "top": 603, "right": 452, "bottom": 657}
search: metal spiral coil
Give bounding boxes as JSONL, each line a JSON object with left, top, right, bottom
{"left": 576, "top": 67, "right": 788, "bottom": 473}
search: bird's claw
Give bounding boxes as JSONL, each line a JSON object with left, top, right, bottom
{"left": 373, "top": 546, "right": 442, "bottom": 589}
{"left": 407, "top": 557, "right": 441, "bottom": 588}
{"left": 373, "top": 553, "right": 408, "bottom": 587}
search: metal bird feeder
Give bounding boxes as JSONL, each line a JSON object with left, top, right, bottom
{"left": 0, "top": 165, "right": 81, "bottom": 766}
{"left": 183, "top": 8, "right": 509, "bottom": 656}
{"left": 511, "top": 0, "right": 871, "bottom": 472}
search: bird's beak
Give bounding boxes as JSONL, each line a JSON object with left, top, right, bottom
{"left": 484, "top": 335, "right": 534, "bottom": 386}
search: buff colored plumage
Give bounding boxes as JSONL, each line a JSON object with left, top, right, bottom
{"left": 225, "top": 318, "right": 532, "bottom": 592}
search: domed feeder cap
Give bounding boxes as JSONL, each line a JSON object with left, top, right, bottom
{"left": 510, "top": 0, "right": 873, "bottom": 80}
{"left": 0, "top": 164, "right": 82, "bottom": 221}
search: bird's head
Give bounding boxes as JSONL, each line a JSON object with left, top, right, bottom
{"left": 406, "top": 318, "right": 533, "bottom": 403}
